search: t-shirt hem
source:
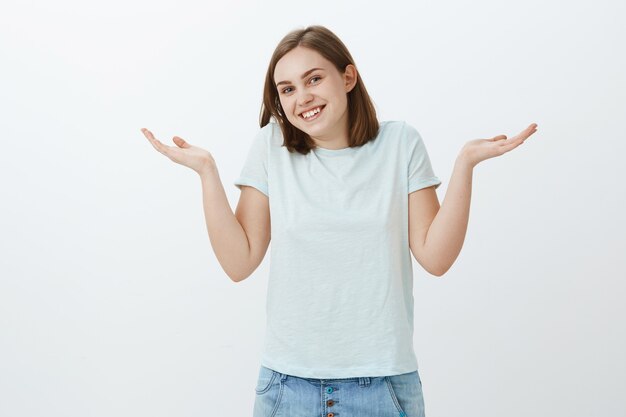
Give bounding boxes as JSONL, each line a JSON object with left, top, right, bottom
{"left": 234, "top": 178, "right": 269, "bottom": 197}
{"left": 260, "top": 357, "right": 419, "bottom": 379}
{"left": 409, "top": 177, "right": 442, "bottom": 194}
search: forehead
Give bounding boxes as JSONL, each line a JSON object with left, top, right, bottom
{"left": 274, "top": 47, "right": 332, "bottom": 81}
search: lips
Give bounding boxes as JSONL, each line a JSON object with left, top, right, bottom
{"left": 299, "top": 105, "right": 325, "bottom": 120}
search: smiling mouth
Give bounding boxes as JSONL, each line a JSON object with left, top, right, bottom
{"left": 299, "top": 105, "right": 325, "bottom": 120}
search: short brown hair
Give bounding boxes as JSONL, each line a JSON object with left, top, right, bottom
{"left": 259, "top": 25, "right": 379, "bottom": 155}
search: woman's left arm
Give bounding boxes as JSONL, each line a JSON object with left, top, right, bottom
{"left": 409, "top": 123, "right": 538, "bottom": 276}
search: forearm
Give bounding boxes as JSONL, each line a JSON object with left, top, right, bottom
{"left": 199, "top": 165, "right": 251, "bottom": 282}
{"left": 423, "top": 156, "right": 474, "bottom": 276}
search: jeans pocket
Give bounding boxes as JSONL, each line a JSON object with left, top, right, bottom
{"left": 385, "top": 376, "right": 408, "bottom": 416}
{"left": 255, "top": 365, "right": 278, "bottom": 395}
{"left": 253, "top": 366, "right": 284, "bottom": 417}
{"left": 385, "top": 371, "right": 425, "bottom": 417}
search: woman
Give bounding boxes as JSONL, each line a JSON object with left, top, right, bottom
{"left": 141, "top": 24, "right": 537, "bottom": 417}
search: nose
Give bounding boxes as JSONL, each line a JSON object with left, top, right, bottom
{"left": 297, "top": 91, "right": 314, "bottom": 108}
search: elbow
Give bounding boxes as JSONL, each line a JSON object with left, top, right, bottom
{"left": 427, "top": 254, "right": 456, "bottom": 277}
{"left": 228, "top": 269, "right": 252, "bottom": 283}
{"left": 224, "top": 262, "right": 253, "bottom": 283}
{"left": 229, "top": 274, "right": 247, "bottom": 283}
{"left": 227, "top": 271, "right": 244, "bottom": 283}
{"left": 412, "top": 251, "right": 448, "bottom": 278}
{"left": 430, "top": 264, "right": 450, "bottom": 277}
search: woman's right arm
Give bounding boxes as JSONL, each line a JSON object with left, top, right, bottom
{"left": 200, "top": 166, "right": 270, "bottom": 282}
{"left": 140, "top": 128, "right": 270, "bottom": 282}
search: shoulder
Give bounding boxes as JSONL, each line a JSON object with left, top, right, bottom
{"left": 398, "top": 121, "right": 426, "bottom": 148}
{"left": 377, "top": 120, "right": 404, "bottom": 134}
{"left": 257, "top": 121, "right": 283, "bottom": 148}
{"left": 377, "top": 120, "right": 420, "bottom": 138}
{"left": 256, "top": 121, "right": 275, "bottom": 140}
{"left": 376, "top": 120, "right": 423, "bottom": 148}
{"left": 245, "top": 122, "right": 278, "bottom": 156}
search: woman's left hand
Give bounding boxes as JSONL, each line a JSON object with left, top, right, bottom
{"left": 459, "top": 123, "right": 538, "bottom": 168}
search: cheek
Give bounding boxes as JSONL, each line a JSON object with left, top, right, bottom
{"left": 282, "top": 99, "right": 298, "bottom": 119}
{"left": 277, "top": 98, "right": 288, "bottom": 116}
{"left": 279, "top": 97, "right": 290, "bottom": 111}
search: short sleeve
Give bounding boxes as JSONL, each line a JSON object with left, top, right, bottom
{"left": 233, "top": 125, "right": 270, "bottom": 197}
{"left": 404, "top": 121, "right": 442, "bottom": 194}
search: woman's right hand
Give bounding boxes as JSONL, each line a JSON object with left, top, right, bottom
{"left": 140, "top": 128, "right": 216, "bottom": 175}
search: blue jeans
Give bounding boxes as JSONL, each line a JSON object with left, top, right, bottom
{"left": 253, "top": 365, "right": 426, "bottom": 417}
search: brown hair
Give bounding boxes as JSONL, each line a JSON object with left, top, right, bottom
{"left": 259, "top": 25, "right": 379, "bottom": 155}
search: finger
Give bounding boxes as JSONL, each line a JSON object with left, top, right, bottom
{"left": 500, "top": 131, "right": 533, "bottom": 152}
{"left": 501, "top": 124, "right": 538, "bottom": 147}
{"left": 521, "top": 123, "right": 538, "bottom": 136}
{"left": 141, "top": 128, "right": 172, "bottom": 156}
{"left": 172, "top": 136, "right": 190, "bottom": 148}
{"left": 491, "top": 123, "right": 537, "bottom": 155}
{"left": 517, "top": 124, "right": 538, "bottom": 142}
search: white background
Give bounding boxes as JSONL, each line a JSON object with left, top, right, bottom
{"left": 1, "top": 0, "right": 625, "bottom": 416}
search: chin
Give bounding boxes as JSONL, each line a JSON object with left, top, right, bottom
{"left": 299, "top": 125, "right": 321, "bottom": 136}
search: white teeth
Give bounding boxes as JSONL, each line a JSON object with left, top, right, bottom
{"left": 301, "top": 106, "right": 322, "bottom": 119}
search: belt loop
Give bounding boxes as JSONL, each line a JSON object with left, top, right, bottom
{"left": 358, "top": 377, "right": 371, "bottom": 387}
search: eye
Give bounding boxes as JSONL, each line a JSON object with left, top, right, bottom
{"left": 280, "top": 76, "right": 322, "bottom": 94}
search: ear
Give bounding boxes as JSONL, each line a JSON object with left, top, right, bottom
{"left": 344, "top": 64, "right": 358, "bottom": 93}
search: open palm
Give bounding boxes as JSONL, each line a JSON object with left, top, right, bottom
{"left": 460, "top": 123, "right": 538, "bottom": 168}
{"left": 140, "top": 128, "right": 215, "bottom": 175}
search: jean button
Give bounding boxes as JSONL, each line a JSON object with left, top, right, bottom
{"left": 325, "top": 386, "right": 333, "bottom": 394}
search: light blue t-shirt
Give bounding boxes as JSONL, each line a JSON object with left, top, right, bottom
{"left": 234, "top": 120, "right": 442, "bottom": 379}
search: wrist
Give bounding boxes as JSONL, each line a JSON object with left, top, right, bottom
{"left": 198, "top": 160, "right": 218, "bottom": 179}
{"left": 456, "top": 152, "right": 475, "bottom": 170}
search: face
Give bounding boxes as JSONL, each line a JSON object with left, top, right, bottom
{"left": 273, "top": 46, "right": 357, "bottom": 147}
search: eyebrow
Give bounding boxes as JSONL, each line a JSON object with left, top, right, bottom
{"left": 275, "top": 67, "right": 325, "bottom": 87}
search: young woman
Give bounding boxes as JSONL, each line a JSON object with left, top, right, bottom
{"left": 141, "top": 25, "right": 537, "bottom": 417}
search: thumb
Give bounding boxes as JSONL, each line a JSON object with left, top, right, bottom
{"left": 491, "top": 135, "right": 507, "bottom": 141}
{"left": 172, "top": 136, "right": 190, "bottom": 148}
